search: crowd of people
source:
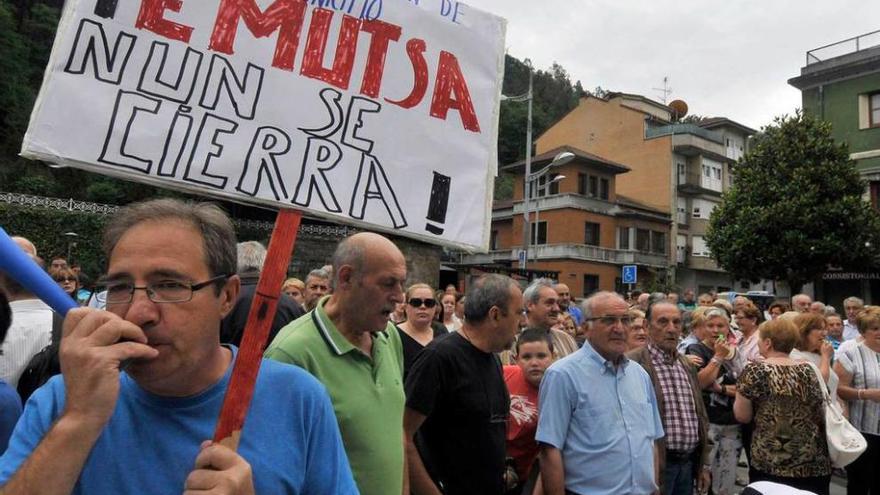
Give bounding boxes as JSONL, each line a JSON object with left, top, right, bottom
{"left": 0, "top": 198, "right": 879, "bottom": 494}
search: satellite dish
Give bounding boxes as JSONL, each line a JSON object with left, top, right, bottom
{"left": 669, "top": 99, "right": 689, "bottom": 120}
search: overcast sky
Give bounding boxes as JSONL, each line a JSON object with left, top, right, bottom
{"left": 463, "top": 0, "right": 880, "bottom": 131}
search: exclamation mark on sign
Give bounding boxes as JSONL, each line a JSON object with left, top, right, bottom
{"left": 94, "top": 0, "right": 119, "bottom": 19}
{"left": 425, "top": 172, "right": 451, "bottom": 235}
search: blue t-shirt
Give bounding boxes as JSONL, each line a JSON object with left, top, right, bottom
{"left": 0, "top": 381, "right": 21, "bottom": 454}
{"left": 0, "top": 347, "right": 358, "bottom": 494}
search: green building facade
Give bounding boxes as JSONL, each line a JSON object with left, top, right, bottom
{"left": 789, "top": 33, "right": 880, "bottom": 194}
{"left": 789, "top": 32, "right": 880, "bottom": 306}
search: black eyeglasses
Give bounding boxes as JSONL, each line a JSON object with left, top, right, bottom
{"left": 97, "top": 274, "right": 230, "bottom": 305}
{"left": 585, "top": 315, "right": 634, "bottom": 327}
{"left": 54, "top": 277, "right": 77, "bottom": 283}
{"left": 408, "top": 298, "right": 437, "bottom": 308}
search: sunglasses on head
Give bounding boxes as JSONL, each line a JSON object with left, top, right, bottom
{"left": 408, "top": 298, "right": 437, "bottom": 308}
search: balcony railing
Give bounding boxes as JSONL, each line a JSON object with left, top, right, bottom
{"left": 645, "top": 123, "right": 724, "bottom": 144}
{"left": 459, "top": 243, "right": 668, "bottom": 268}
{"left": 511, "top": 193, "right": 616, "bottom": 216}
{"left": 806, "top": 29, "right": 880, "bottom": 66}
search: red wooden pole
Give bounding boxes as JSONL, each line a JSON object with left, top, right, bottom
{"left": 213, "top": 208, "right": 303, "bottom": 449}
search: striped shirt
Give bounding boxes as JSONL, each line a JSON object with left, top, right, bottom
{"left": 0, "top": 299, "right": 53, "bottom": 388}
{"left": 837, "top": 342, "right": 880, "bottom": 435}
{"left": 648, "top": 344, "right": 700, "bottom": 452}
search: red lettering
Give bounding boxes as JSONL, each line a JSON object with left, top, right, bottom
{"left": 136, "top": 0, "right": 194, "bottom": 42}
{"left": 300, "top": 10, "right": 361, "bottom": 90}
{"left": 385, "top": 38, "right": 428, "bottom": 109}
{"left": 209, "top": 0, "right": 307, "bottom": 71}
{"left": 358, "top": 19, "right": 401, "bottom": 98}
{"left": 429, "top": 50, "right": 480, "bottom": 133}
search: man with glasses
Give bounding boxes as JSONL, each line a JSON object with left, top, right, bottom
{"left": 537, "top": 291, "right": 664, "bottom": 495}
{"left": 404, "top": 274, "right": 522, "bottom": 495}
{"left": 0, "top": 199, "right": 356, "bottom": 493}
{"left": 627, "top": 302, "right": 710, "bottom": 495}
{"left": 266, "top": 232, "right": 408, "bottom": 495}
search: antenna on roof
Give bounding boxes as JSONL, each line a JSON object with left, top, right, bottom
{"left": 652, "top": 76, "right": 672, "bottom": 105}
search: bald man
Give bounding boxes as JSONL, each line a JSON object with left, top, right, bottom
{"left": 10, "top": 237, "right": 36, "bottom": 257}
{"left": 266, "top": 233, "right": 408, "bottom": 495}
{"left": 791, "top": 293, "right": 812, "bottom": 313}
{"left": 554, "top": 283, "right": 583, "bottom": 326}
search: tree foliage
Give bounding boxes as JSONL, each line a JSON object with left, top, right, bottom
{"left": 495, "top": 57, "right": 585, "bottom": 199}
{"left": 705, "top": 111, "right": 880, "bottom": 293}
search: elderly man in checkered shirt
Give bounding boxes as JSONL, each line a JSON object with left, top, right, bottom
{"left": 627, "top": 301, "right": 711, "bottom": 495}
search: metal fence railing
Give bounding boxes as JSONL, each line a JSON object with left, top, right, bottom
{"left": 0, "top": 192, "right": 357, "bottom": 238}
{"left": 806, "top": 29, "right": 880, "bottom": 65}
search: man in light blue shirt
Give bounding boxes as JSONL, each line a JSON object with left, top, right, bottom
{"left": 537, "top": 291, "right": 664, "bottom": 495}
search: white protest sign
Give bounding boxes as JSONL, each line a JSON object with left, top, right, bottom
{"left": 22, "top": 0, "right": 506, "bottom": 251}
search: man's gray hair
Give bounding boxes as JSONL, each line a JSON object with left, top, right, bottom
{"left": 236, "top": 241, "right": 266, "bottom": 273}
{"left": 307, "top": 268, "right": 330, "bottom": 281}
{"left": 102, "top": 199, "right": 236, "bottom": 292}
{"left": 844, "top": 296, "right": 865, "bottom": 307}
{"left": 580, "top": 291, "right": 625, "bottom": 321}
{"left": 464, "top": 274, "right": 519, "bottom": 324}
{"left": 330, "top": 237, "right": 364, "bottom": 285}
{"left": 523, "top": 278, "right": 556, "bottom": 305}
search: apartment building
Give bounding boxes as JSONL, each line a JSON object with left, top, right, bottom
{"left": 789, "top": 30, "right": 880, "bottom": 305}
{"left": 789, "top": 30, "right": 880, "bottom": 205}
{"left": 459, "top": 146, "right": 670, "bottom": 297}
{"left": 534, "top": 92, "right": 755, "bottom": 294}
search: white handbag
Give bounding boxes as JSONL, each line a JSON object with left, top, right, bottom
{"left": 806, "top": 362, "right": 867, "bottom": 468}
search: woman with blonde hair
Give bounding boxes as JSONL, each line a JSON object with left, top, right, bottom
{"left": 735, "top": 318, "right": 831, "bottom": 494}
{"left": 686, "top": 307, "right": 742, "bottom": 495}
{"left": 281, "top": 277, "right": 306, "bottom": 307}
{"left": 397, "top": 283, "right": 448, "bottom": 377}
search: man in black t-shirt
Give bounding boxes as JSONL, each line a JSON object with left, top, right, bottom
{"left": 404, "top": 274, "right": 523, "bottom": 495}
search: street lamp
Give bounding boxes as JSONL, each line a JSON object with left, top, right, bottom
{"left": 500, "top": 59, "right": 575, "bottom": 270}
{"left": 63, "top": 232, "right": 78, "bottom": 262}
{"left": 532, "top": 174, "right": 566, "bottom": 260}
{"left": 521, "top": 151, "right": 574, "bottom": 269}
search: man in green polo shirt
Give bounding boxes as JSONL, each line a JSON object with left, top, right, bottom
{"left": 265, "top": 232, "right": 408, "bottom": 495}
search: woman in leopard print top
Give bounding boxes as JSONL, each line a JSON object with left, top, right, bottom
{"left": 735, "top": 318, "right": 831, "bottom": 495}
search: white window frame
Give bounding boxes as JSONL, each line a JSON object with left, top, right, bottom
{"left": 692, "top": 235, "right": 711, "bottom": 257}
{"left": 701, "top": 158, "right": 723, "bottom": 192}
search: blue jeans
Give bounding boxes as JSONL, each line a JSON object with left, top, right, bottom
{"left": 663, "top": 457, "right": 694, "bottom": 495}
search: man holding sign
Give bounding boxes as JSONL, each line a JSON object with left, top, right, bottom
{"left": 0, "top": 199, "right": 357, "bottom": 494}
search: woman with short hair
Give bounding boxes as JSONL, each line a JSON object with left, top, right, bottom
{"left": 49, "top": 267, "right": 80, "bottom": 305}
{"left": 735, "top": 319, "right": 831, "bottom": 494}
{"left": 686, "top": 308, "right": 743, "bottom": 495}
{"left": 625, "top": 308, "right": 647, "bottom": 351}
{"left": 833, "top": 305, "right": 880, "bottom": 494}
{"left": 281, "top": 277, "right": 306, "bottom": 307}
